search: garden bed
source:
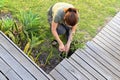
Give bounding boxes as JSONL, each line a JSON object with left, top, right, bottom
{"left": 0, "top": 12, "right": 63, "bottom": 73}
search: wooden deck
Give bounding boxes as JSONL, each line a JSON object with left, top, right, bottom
{"left": 49, "top": 12, "right": 120, "bottom": 80}
{"left": 0, "top": 31, "right": 53, "bottom": 80}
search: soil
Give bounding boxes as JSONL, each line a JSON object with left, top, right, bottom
{"left": 40, "top": 55, "right": 62, "bottom": 74}
{"left": 0, "top": 11, "right": 12, "bottom": 19}
{"left": 38, "top": 46, "right": 74, "bottom": 73}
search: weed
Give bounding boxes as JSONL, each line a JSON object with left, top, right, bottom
{"left": 45, "top": 48, "right": 53, "bottom": 65}
{"left": 0, "top": 17, "right": 14, "bottom": 32}
{"left": 17, "top": 10, "right": 40, "bottom": 30}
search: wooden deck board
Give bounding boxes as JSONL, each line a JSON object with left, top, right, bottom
{"left": 85, "top": 45, "right": 119, "bottom": 79}
{"left": 112, "top": 15, "right": 120, "bottom": 26}
{"left": 103, "top": 26, "right": 120, "bottom": 42}
{"left": 55, "top": 63, "right": 78, "bottom": 80}
{"left": 60, "top": 59, "right": 88, "bottom": 80}
{"left": 94, "top": 29, "right": 120, "bottom": 61}
{"left": 75, "top": 50, "right": 107, "bottom": 80}
{"left": 0, "top": 44, "right": 36, "bottom": 80}
{"left": 71, "top": 54, "right": 102, "bottom": 80}
{"left": 49, "top": 69, "right": 66, "bottom": 80}
{"left": 91, "top": 41, "right": 120, "bottom": 70}
{"left": 108, "top": 20, "right": 120, "bottom": 33}
{"left": 68, "top": 57, "right": 96, "bottom": 80}
{"left": 107, "top": 18, "right": 120, "bottom": 34}
{"left": 106, "top": 25, "right": 120, "bottom": 38}
{"left": 85, "top": 42, "right": 120, "bottom": 80}
{"left": 0, "top": 57, "right": 22, "bottom": 80}
{"left": 100, "top": 28, "right": 120, "bottom": 46}
{"left": 96, "top": 32, "right": 120, "bottom": 54}
{"left": 0, "top": 31, "right": 52, "bottom": 80}
{"left": 93, "top": 35, "right": 120, "bottom": 61}
{"left": 5, "top": 70, "right": 22, "bottom": 80}
{"left": 98, "top": 32, "right": 120, "bottom": 51}
{"left": 0, "top": 72, "right": 8, "bottom": 80}
{"left": 0, "top": 58, "right": 11, "bottom": 74}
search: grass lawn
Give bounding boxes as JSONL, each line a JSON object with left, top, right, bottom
{"left": 1, "top": 0, "right": 120, "bottom": 73}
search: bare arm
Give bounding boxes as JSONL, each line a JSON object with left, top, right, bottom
{"left": 51, "top": 21, "right": 65, "bottom": 51}
{"left": 67, "top": 25, "right": 76, "bottom": 45}
{"left": 65, "top": 25, "right": 77, "bottom": 53}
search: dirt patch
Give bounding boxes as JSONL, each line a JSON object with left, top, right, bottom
{"left": 40, "top": 56, "right": 62, "bottom": 73}
{"left": 0, "top": 11, "right": 12, "bottom": 19}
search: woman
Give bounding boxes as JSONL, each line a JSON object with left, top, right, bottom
{"left": 48, "top": 2, "right": 79, "bottom": 54}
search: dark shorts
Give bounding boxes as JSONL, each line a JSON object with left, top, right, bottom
{"left": 47, "top": 6, "right": 70, "bottom": 40}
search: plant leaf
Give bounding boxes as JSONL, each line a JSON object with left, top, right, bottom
{"left": 24, "top": 41, "right": 30, "bottom": 53}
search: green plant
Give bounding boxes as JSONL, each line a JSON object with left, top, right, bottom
{"left": 0, "top": 17, "right": 14, "bottom": 32}
{"left": 0, "top": 0, "right": 4, "bottom": 11}
{"left": 0, "top": 17, "right": 18, "bottom": 43}
{"left": 45, "top": 48, "right": 53, "bottom": 65}
{"left": 16, "top": 10, "right": 42, "bottom": 46}
{"left": 17, "top": 10, "right": 41, "bottom": 33}
{"left": 0, "top": 20, "right": 2, "bottom": 30}
{"left": 24, "top": 35, "right": 44, "bottom": 55}
{"left": 35, "top": 52, "right": 42, "bottom": 63}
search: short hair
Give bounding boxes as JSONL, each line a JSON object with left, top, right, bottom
{"left": 64, "top": 8, "right": 78, "bottom": 26}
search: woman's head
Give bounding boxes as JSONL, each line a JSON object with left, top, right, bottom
{"left": 64, "top": 8, "right": 78, "bottom": 27}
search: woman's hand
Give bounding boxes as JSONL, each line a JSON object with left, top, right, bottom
{"left": 59, "top": 43, "right": 65, "bottom": 52}
{"left": 65, "top": 44, "right": 70, "bottom": 53}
